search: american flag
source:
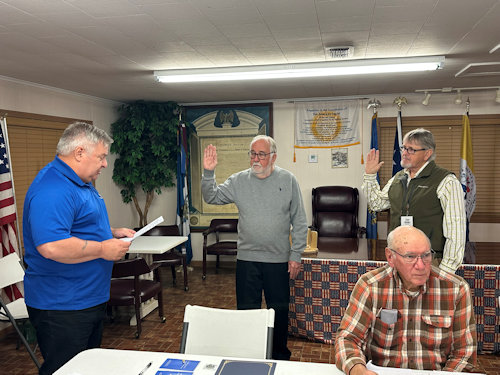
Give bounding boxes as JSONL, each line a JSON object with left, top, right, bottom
{"left": 0, "top": 118, "right": 23, "bottom": 302}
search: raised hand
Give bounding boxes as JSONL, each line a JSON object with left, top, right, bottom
{"left": 365, "top": 148, "right": 384, "bottom": 174}
{"left": 203, "top": 144, "right": 218, "bottom": 171}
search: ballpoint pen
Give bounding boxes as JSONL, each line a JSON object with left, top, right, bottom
{"left": 138, "top": 361, "right": 152, "bottom": 375}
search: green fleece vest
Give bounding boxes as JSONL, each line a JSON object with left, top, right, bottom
{"left": 388, "top": 161, "right": 452, "bottom": 254}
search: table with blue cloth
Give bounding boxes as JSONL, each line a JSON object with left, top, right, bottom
{"left": 289, "top": 238, "right": 500, "bottom": 354}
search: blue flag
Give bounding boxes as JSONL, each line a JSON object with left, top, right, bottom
{"left": 392, "top": 110, "right": 403, "bottom": 176}
{"left": 176, "top": 123, "right": 193, "bottom": 264}
{"left": 366, "top": 113, "right": 379, "bottom": 239}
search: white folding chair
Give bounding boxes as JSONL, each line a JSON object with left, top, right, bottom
{"left": 179, "top": 304, "right": 275, "bottom": 359}
{"left": 0, "top": 252, "right": 41, "bottom": 369}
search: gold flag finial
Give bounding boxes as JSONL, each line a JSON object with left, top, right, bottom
{"left": 393, "top": 96, "right": 408, "bottom": 110}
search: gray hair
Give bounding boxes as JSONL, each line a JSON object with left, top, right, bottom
{"left": 403, "top": 128, "right": 436, "bottom": 161}
{"left": 387, "top": 226, "right": 431, "bottom": 252}
{"left": 56, "top": 122, "right": 113, "bottom": 156}
{"left": 250, "top": 135, "right": 277, "bottom": 154}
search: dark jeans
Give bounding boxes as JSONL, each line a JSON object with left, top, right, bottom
{"left": 236, "top": 260, "right": 291, "bottom": 360}
{"left": 27, "top": 303, "right": 106, "bottom": 375}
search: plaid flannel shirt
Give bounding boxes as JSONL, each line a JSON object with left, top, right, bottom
{"left": 334, "top": 264, "right": 477, "bottom": 373}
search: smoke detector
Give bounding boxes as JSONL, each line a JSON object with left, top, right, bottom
{"left": 325, "top": 46, "right": 354, "bottom": 60}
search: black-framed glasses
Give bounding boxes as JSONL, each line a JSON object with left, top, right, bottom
{"left": 390, "top": 248, "right": 435, "bottom": 264}
{"left": 400, "top": 146, "right": 427, "bottom": 155}
{"left": 248, "top": 151, "right": 273, "bottom": 160}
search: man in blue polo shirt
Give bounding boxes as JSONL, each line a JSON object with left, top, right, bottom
{"left": 23, "top": 122, "right": 135, "bottom": 375}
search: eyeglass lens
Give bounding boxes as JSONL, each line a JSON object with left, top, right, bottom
{"left": 249, "top": 151, "right": 268, "bottom": 160}
{"left": 405, "top": 252, "right": 433, "bottom": 264}
{"left": 400, "top": 146, "right": 425, "bottom": 154}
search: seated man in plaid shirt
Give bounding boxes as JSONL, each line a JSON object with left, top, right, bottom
{"left": 334, "top": 226, "right": 477, "bottom": 374}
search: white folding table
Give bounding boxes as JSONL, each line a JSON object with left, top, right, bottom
{"left": 54, "top": 348, "right": 342, "bottom": 375}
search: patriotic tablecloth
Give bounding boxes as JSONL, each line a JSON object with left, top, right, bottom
{"left": 289, "top": 259, "right": 500, "bottom": 354}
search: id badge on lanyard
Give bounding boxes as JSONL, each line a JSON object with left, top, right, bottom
{"left": 401, "top": 215, "right": 413, "bottom": 226}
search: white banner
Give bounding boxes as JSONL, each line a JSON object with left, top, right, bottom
{"left": 295, "top": 100, "right": 360, "bottom": 148}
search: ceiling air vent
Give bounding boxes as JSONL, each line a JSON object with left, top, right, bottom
{"left": 326, "top": 46, "right": 354, "bottom": 60}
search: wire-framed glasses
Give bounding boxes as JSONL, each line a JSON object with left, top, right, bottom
{"left": 248, "top": 151, "right": 273, "bottom": 160}
{"left": 389, "top": 248, "right": 435, "bottom": 264}
{"left": 399, "top": 146, "right": 427, "bottom": 155}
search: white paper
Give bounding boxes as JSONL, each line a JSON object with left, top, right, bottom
{"left": 121, "top": 216, "right": 164, "bottom": 242}
{"left": 366, "top": 361, "right": 485, "bottom": 375}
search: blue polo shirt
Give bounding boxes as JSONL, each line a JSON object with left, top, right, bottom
{"left": 23, "top": 156, "right": 114, "bottom": 310}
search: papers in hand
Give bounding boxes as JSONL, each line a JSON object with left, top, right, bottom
{"left": 121, "top": 216, "right": 164, "bottom": 242}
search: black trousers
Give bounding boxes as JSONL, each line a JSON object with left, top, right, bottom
{"left": 236, "top": 260, "right": 291, "bottom": 360}
{"left": 27, "top": 303, "right": 107, "bottom": 375}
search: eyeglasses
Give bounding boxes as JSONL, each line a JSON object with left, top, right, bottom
{"left": 248, "top": 151, "right": 273, "bottom": 160}
{"left": 400, "top": 146, "right": 427, "bottom": 155}
{"left": 389, "top": 248, "right": 435, "bottom": 264}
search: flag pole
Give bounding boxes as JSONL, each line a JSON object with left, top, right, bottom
{"left": 0, "top": 115, "right": 23, "bottom": 257}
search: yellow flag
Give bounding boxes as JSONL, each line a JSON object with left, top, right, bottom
{"left": 460, "top": 114, "right": 476, "bottom": 220}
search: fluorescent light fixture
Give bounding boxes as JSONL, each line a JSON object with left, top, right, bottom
{"left": 154, "top": 55, "right": 444, "bottom": 83}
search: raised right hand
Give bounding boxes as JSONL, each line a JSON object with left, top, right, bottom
{"left": 365, "top": 148, "right": 384, "bottom": 174}
{"left": 203, "top": 144, "right": 218, "bottom": 171}
{"left": 101, "top": 238, "right": 131, "bottom": 261}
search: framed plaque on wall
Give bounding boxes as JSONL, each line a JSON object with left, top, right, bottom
{"left": 185, "top": 103, "right": 273, "bottom": 228}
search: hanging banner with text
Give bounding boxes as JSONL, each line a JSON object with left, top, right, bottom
{"left": 294, "top": 100, "right": 360, "bottom": 148}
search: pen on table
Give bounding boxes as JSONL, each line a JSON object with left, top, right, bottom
{"left": 138, "top": 361, "right": 152, "bottom": 375}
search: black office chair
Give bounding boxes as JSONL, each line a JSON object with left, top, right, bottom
{"left": 108, "top": 257, "right": 165, "bottom": 338}
{"left": 202, "top": 219, "right": 238, "bottom": 280}
{"left": 134, "top": 225, "right": 189, "bottom": 291}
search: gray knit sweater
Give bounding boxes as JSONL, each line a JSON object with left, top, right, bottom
{"left": 201, "top": 166, "right": 308, "bottom": 263}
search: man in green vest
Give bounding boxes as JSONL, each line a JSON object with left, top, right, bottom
{"left": 362, "top": 128, "right": 466, "bottom": 273}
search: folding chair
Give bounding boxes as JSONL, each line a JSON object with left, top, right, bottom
{"left": 0, "top": 252, "right": 41, "bottom": 369}
{"left": 180, "top": 304, "right": 274, "bottom": 359}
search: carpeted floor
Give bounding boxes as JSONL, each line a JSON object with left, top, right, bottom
{"left": 1, "top": 262, "right": 498, "bottom": 374}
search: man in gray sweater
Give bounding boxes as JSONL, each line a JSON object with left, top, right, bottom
{"left": 202, "top": 135, "right": 308, "bottom": 360}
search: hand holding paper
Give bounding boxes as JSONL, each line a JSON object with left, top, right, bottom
{"left": 121, "top": 216, "right": 164, "bottom": 242}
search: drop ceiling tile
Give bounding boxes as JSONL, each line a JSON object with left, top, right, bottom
{"left": 263, "top": 12, "right": 319, "bottom": 31}
{"left": 317, "top": 17, "right": 372, "bottom": 33}
{"left": 138, "top": 2, "right": 205, "bottom": 21}
{"left": 1, "top": 0, "right": 78, "bottom": 15}
{"left": 68, "top": 0, "right": 143, "bottom": 18}
{"left": 217, "top": 23, "right": 272, "bottom": 39}
{"left": 228, "top": 36, "right": 279, "bottom": 49}
{"left": 0, "top": 3, "right": 38, "bottom": 25}
{"left": 272, "top": 27, "right": 321, "bottom": 41}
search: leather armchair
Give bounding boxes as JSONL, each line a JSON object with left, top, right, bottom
{"left": 312, "top": 186, "right": 366, "bottom": 250}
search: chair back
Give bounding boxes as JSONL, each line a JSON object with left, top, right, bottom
{"left": 180, "top": 304, "right": 274, "bottom": 359}
{"left": 209, "top": 219, "right": 238, "bottom": 233}
{"left": 111, "top": 257, "right": 151, "bottom": 278}
{"left": 312, "top": 186, "right": 360, "bottom": 238}
{"left": 0, "top": 253, "right": 25, "bottom": 289}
